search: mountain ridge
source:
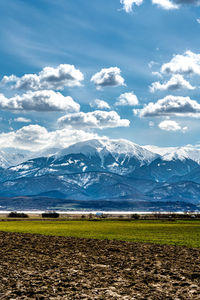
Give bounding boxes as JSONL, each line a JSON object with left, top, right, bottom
{"left": 0, "top": 138, "right": 200, "bottom": 211}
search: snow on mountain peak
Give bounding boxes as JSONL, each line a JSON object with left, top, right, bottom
{"left": 56, "top": 138, "right": 157, "bottom": 164}
{"left": 0, "top": 149, "right": 30, "bottom": 168}
{"left": 144, "top": 145, "right": 200, "bottom": 164}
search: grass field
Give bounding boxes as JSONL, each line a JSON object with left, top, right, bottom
{"left": 0, "top": 219, "right": 199, "bottom": 248}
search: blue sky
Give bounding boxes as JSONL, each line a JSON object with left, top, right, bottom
{"left": 0, "top": 0, "right": 200, "bottom": 151}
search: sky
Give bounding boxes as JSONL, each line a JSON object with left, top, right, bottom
{"left": 1, "top": 0, "right": 200, "bottom": 152}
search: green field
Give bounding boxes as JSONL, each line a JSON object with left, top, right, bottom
{"left": 0, "top": 219, "right": 199, "bottom": 248}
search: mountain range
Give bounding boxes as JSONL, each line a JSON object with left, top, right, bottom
{"left": 0, "top": 138, "right": 200, "bottom": 211}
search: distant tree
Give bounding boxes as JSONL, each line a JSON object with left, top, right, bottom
{"left": 131, "top": 214, "right": 139, "bottom": 220}
{"left": 100, "top": 214, "right": 107, "bottom": 219}
{"left": 8, "top": 212, "right": 29, "bottom": 218}
{"left": 41, "top": 211, "right": 60, "bottom": 218}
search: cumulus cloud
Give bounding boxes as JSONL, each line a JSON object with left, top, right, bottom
{"left": 134, "top": 95, "right": 200, "bottom": 117}
{"left": 14, "top": 117, "right": 31, "bottom": 123}
{"left": 120, "top": 0, "right": 200, "bottom": 11}
{"left": 161, "top": 51, "right": 200, "bottom": 75}
{"left": 90, "top": 99, "right": 111, "bottom": 110}
{"left": 158, "top": 120, "right": 188, "bottom": 132}
{"left": 150, "top": 74, "right": 195, "bottom": 92}
{"left": 1, "top": 64, "right": 84, "bottom": 91}
{"left": 91, "top": 67, "right": 125, "bottom": 89}
{"left": 0, "top": 90, "right": 80, "bottom": 112}
{"left": 152, "top": 0, "right": 200, "bottom": 10}
{"left": 115, "top": 92, "right": 139, "bottom": 106}
{"left": 120, "top": 0, "right": 143, "bottom": 13}
{"left": 0, "top": 125, "right": 100, "bottom": 151}
{"left": 58, "top": 110, "right": 130, "bottom": 129}
{"left": 152, "top": 0, "right": 179, "bottom": 9}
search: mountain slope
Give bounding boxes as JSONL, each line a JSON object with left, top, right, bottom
{"left": 7, "top": 138, "right": 158, "bottom": 180}
{"left": 147, "top": 181, "right": 200, "bottom": 204}
{"left": 55, "top": 138, "right": 158, "bottom": 175}
{"left": 131, "top": 157, "right": 199, "bottom": 182}
{"left": 0, "top": 171, "right": 145, "bottom": 201}
{"left": 0, "top": 149, "right": 30, "bottom": 168}
{"left": 168, "top": 165, "right": 200, "bottom": 184}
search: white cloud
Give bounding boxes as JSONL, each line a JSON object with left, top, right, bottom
{"left": 161, "top": 51, "right": 200, "bottom": 75}
{"left": 152, "top": 71, "right": 163, "bottom": 78}
{"left": 134, "top": 95, "right": 200, "bottom": 117}
{"left": 0, "top": 125, "right": 100, "bottom": 152}
{"left": 0, "top": 90, "right": 80, "bottom": 112}
{"left": 58, "top": 110, "right": 130, "bottom": 129}
{"left": 152, "top": 0, "right": 179, "bottom": 10}
{"left": 152, "top": 0, "right": 200, "bottom": 10}
{"left": 158, "top": 120, "right": 188, "bottom": 132}
{"left": 14, "top": 117, "right": 31, "bottom": 123}
{"left": 149, "top": 121, "right": 155, "bottom": 127}
{"left": 148, "top": 61, "right": 159, "bottom": 69}
{"left": 120, "top": 0, "right": 200, "bottom": 11}
{"left": 197, "top": 18, "right": 200, "bottom": 23}
{"left": 2, "top": 64, "right": 84, "bottom": 91}
{"left": 115, "top": 92, "right": 139, "bottom": 106}
{"left": 120, "top": 0, "right": 143, "bottom": 13}
{"left": 90, "top": 99, "right": 111, "bottom": 110}
{"left": 150, "top": 74, "right": 195, "bottom": 92}
{"left": 91, "top": 67, "right": 125, "bottom": 89}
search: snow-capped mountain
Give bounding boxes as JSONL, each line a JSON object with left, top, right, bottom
{"left": 144, "top": 145, "right": 200, "bottom": 164}
{"left": 7, "top": 138, "right": 158, "bottom": 179}
{"left": 0, "top": 138, "right": 200, "bottom": 211}
{"left": 55, "top": 138, "right": 158, "bottom": 174}
{"left": 0, "top": 149, "right": 30, "bottom": 168}
{"left": 57, "top": 138, "right": 156, "bottom": 163}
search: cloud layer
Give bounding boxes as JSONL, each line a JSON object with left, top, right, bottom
{"left": 135, "top": 95, "right": 200, "bottom": 117}
{"left": 58, "top": 110, "right": 130, "bottom": 129}
{"left": 0, "top": 125, "right": 100, "bottom": 151}
{"left": 2, "top": 64, "right": 84, "bottom": 91}
{"left": 0, "top": 90, "right": 80, "bottom": 112}
{"left": 91, "top": 67, "right": 125, "bottom": 89}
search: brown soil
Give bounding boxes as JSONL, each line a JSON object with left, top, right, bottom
{"left": 0, "top": 232, "right": 199, "bottom": 299}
